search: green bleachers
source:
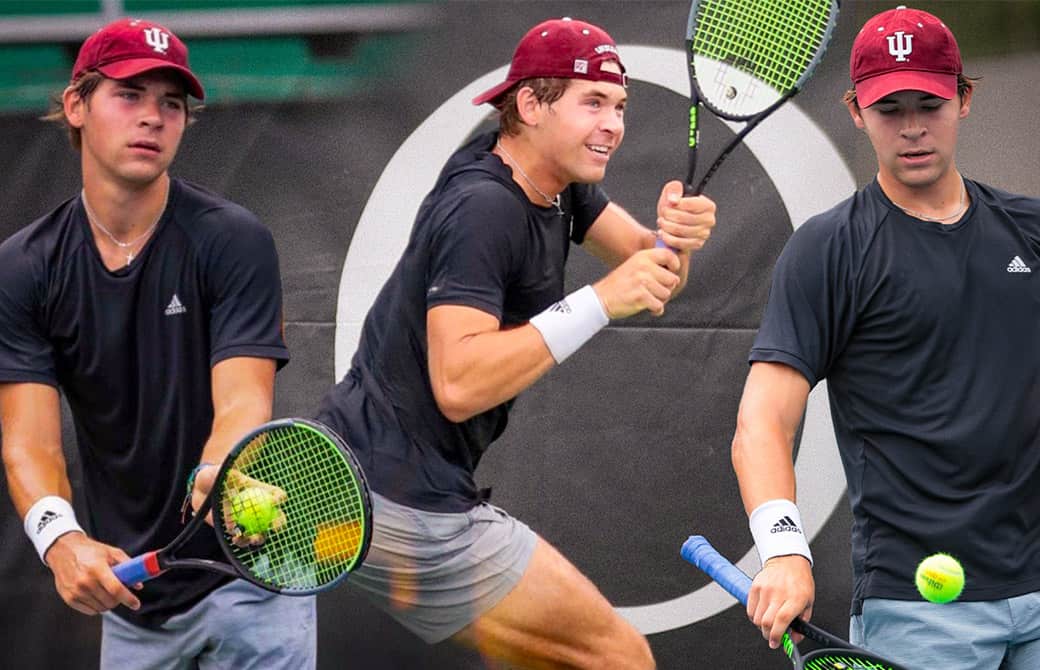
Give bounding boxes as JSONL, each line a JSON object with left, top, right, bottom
{"left": 0, "top": 1, "right": 424, "bottom": 113}
{"left": 124, "top": 0, "right": 413, "bottom": 8}
{"left": 0, "top": 34, "right": 407, "bottom": 113}
{"left": 189, "top": 34, "right": 406, "bottom": 103}
{"left": 0, "top": 43, "right": 69, "bottom": 113}
{"left": 0, "top": 1, "right": 99, "bottom": 16}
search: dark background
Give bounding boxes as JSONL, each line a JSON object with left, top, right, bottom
{"left": 1, "top": 1, "right": 1038, "bottom": 667}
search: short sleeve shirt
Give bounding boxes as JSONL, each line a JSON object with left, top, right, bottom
{"left": 0, "top": 178, "right": 288, "bottom": 627}
{"left": 317, "top": 132, "right": 610, "bottom": 512}
{"left": 751, "top": 179, "right": 1040, "bottom": 611}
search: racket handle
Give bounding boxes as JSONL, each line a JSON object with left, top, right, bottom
{"left": 681, "top": 535, "right": 752, "bottom": 605}
{"left": 112, "top": 551, "right": 163, "bottom": 585}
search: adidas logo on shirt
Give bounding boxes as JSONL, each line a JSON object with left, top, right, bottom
{"left": 1007, "top": 256, "right": 1032, "bottom": 273}
{"left": 770, "top": 515, "right": 803, "bottom": 534}
{"left": 164, "top": 294, "right": 187, "bottom": 316}
{"left": 36, "top": 510, "right": 60, "bottom": 535}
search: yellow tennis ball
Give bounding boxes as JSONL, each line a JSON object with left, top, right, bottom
{"left": 231, "top": 487, "right": 278, "bottom": 535}
{"left": 915, "top": 553, "right": 964, "bottom": 604}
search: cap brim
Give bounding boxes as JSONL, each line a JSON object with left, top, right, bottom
{"left": 99, "top": 58, "right": 205, "bottom": 100}
{"left": 856, "top": 71, "right": 957, "bottom": 108}
{"left": 472, "top": 79, "right": 515, "bottom": 106}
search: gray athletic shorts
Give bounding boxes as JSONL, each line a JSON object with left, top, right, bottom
{"left": 347, "top": 491, "right": 538, "bottom": 643}
{"left": 100, "top": 579, "right": 316, "bottom": 670}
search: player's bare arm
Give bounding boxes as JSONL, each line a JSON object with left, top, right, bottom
{"left": 732, "top": 361, "right": 810, "bottom": 510}
{"left": 0, "top": 383, "right": 139, "bottom": 614}
{"left": 731, "top": 361, "right": 814, "bottom": 648}
{"left": 190, "top": 356, "right": 277, "bottom": 508}
{"left": 427, "top": 305, "right": 555, "bottom": 423}
{"left": 428, "top": 240, "right": 690, "bottom": 424}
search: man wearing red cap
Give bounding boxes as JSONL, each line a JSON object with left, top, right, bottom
{"left": 0, "top": 18, "right": 312, "bottom": 668}
{"left": 315, "top": 16, "right": 715, "bottom": 668}
{"left": 729, "top": 6, "right": 1040, "bottom": 667}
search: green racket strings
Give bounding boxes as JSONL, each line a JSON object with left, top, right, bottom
{"left": 785, "top": 633, "right": 899, "bottom": 669}
{"left": 804, "top": 657, "right": 898, "bottom": 670}
{"left": 693, "top": 0, "right": 833, "bottom": 95}
{"left": 220, "top": 423, "right": 367, "bottom": 591}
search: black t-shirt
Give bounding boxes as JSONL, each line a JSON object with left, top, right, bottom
{"left": 317, "top": 131, "right": 609, "bottom": 512}
{"left": 0, "top": 178, "right": 289, "bottom": 627}
{"left": 751, "top": 178, "right": 1040, "bottom": 612}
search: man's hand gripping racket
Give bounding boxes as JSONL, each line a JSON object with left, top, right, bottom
{"left": 658, "top": 0, "right": 839, "bottom": 249}
{"left": 682, "top": 536, "right": 908, "bottom": 670}
{"left": 113, "top": 418, "right": 372, "bottom": 595}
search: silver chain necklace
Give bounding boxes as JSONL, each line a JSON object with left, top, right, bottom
{"left": 496, "top": 140, "right": 563, "bottom": 215}
{"left": 82, "top": 187, "right": 168, "bottom": 266}
{"left": 889, "top": 181, "right": 967, "bottom": 223}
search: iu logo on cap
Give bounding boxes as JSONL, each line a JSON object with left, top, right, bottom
{"left": 887, "top": 30, "right": 913, "bottom": 62}
{"left": 143, "top": 27, "right": 170, "bottom": 54}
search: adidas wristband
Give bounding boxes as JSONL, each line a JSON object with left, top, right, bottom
{"left": 528, "top": 285, "right": 609, "bottom": 364}
{"left": 749, "top": 498, "right": 813, "bottom": 567}
{"left": 23, "top": 495, "right": 85, "bottom": 565}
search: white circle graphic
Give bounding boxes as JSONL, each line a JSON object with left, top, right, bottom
{"left": 335, "top": 45, "right": 856, "bottom": 634}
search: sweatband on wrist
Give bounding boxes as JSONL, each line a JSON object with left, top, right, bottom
{"left": 528, "top": 285, "right": 609, "bottom": 364}
{"left": 749, "top": 498, "right": 813, "bottom": 566}
{"left": 23, "top": 495, "right": 85, "bottom": 564}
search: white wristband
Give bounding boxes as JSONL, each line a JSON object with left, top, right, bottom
{"left": 23, "top": 495, "right": 85, "bottom": 564}
{"left": 528, "top": 285, "right": 609, "bottom": 364}
{"left": 749, "top": 498, "right": 813, "bottom": 567}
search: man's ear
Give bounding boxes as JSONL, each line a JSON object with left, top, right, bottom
{"left": 958, "top": 87, "right": 973, "bottom": 120}
{"left": 846, "top": 99, "right": 866, "bottom": 130}
{"left": 63, "top": 86, "right": 86, "bottom": 129}
{"left": 515, "top": 86, "right": 543, "bottom": 128}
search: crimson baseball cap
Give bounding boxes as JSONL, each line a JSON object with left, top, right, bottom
{"left": 850, "top": 5, "right": 961, "bottom": 108}
{"left": 472, "top": 17, "right": 626, "bottom": 106}
{"left": 72, "top": 18, "right": 205, "bottom": 100}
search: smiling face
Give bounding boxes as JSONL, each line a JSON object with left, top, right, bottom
{"left": 848, "top": 88, "right": 972, "bottom": 195}
{"left": 65, "top": 70, "right": 188, "bottom": 189}
{"left": 528, "top": 76, "right": 627, "bottom": 189}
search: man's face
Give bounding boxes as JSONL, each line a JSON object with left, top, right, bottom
{"left": 849, "top": 88, "right": 972, "bottom": 190}
{"left": 532, "top": 76, "right": 627, "bottom": 186}
{"left": 68, "top": 70, "right": 188, "bottom": 188}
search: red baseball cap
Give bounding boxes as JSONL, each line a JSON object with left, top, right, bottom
{"left": 73, "top": 18, "right": 205, "bottom": 100}
{"left": 472, "top": 17, "right": 626, "bottom": 106}
{"left": 850, "top": 5, "right": 961, "bottom": 107}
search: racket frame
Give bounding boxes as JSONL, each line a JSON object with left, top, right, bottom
{"left": 113, "top": 418, "right": 372, "bottom": 596}
{"left": 683, "top": 0, "right": 841, "bottom": 194}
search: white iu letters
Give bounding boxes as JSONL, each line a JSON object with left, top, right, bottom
{"left": 143, "top": 27, "right": 170, "bottom": 54}
{"left": 886, "top": 30, "right": 913, "bottom": 62}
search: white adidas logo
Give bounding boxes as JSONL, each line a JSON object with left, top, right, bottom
{"left": 164, "top": 294, "right": 187, "bottom": 316}
{"left": 1007, "top": 256, "right": 1032, "bottom": 273}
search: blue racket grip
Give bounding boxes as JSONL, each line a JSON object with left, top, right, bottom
{"left": 112, "top": 551, "right": 162, "bottom": 585}
{"left": 681, "top": 535, "right": 752, "bottom": 605}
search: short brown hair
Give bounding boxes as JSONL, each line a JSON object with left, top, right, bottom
{"left": 494, "top": 77, "right": 571, "bottom": 137}
{"left": 42, "top": 71, "right": 199, "bottom": 151}
{"left": 843, "top": 74, "right": 978, "bottom": 107}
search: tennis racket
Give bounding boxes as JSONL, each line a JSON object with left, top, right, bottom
{"left": 671, "top": 0, "right": 840, "bottom": 196}
{"left": 682, "top": 535, "right": 908, "bottom": 670}
{"left": 113, "top": 418, "right": 372, "bottom": 595}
